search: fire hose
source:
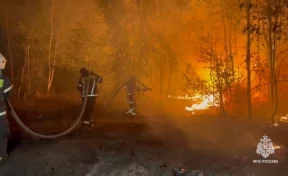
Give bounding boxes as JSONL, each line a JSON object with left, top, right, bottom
{"left": 104, "top": 79, "right": 151, "bottom": 108}
{"left": 6, "top": 77, "right": 150, "bottom": 139}
{"left": 5, "top": 77, "right": 91, "bottom": 139}
{"left": 135, "top": 80, "right": 152, "bottom": 91}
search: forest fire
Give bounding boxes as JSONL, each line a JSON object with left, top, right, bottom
{"left": 280, "top": 116, "right": 288, "bottom": 122}
{"left": 274, "top": 145, "right": 281, "bottom": 150}
{"left": 185, "top": 94, "right": 219, "bottom": 113}
{"left": 168, "top": 94, "right": 219, "bottom": 114}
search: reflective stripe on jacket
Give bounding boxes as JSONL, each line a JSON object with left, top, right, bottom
{"left": 0, "top": 74, "right": 12, "bottom": 113}
{"left": 77, "top": 73, "right": 102, "bottom": 97}
{"left": 0, "top": 111, "right": 6, "bottom": 116}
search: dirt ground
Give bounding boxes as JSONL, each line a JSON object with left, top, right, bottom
{"left": 1, "top": 99, "right": 288, "bottom": 176}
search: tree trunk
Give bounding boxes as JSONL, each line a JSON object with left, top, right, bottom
{"left": 246, "top": 0, "right": 252, "bottom": 121}
{"left": 219, "top": 89, "right": 225, "bottom": 119}
{"left": 229, "top": 19, "right": 234, "bottom": 81}
{"left": 268, "top": 13, "right": 274, "bottom": 106}
{"left": 4, "top": 13, "right": 14, "bottom": 83}
{"left": 26, "top": 45, "right": 31, "bottom": 97}
{"left": 47, "top": 28, "right": 60, "bottom": 95}
{"left": 165, "top": 66, "right": 173, "bottom": 98}
{"left": 47, "top": 0, "right": 64, "bottom": 95}
{"left": 270, "top": 11, "right": 279, "bottom": 122}
{"left": 270, "top": 31, "right": 278, "bottom": 122}
{"left": 257, "top": 3, "right": 261, "bottom": 58}
{"left": 159, "top": 56, "right": 164, "bottom": 104}
{"left": 150, "top": 55, "right": 154, "bottom": 86}
{"left": 221, "top": 1, "right": 229, "bottom": 65}
{"left": 47, "top": 0, "right": 55, "bottom": 95}
{"left": 18, "top": 46, "right": 30, "bottom": 98}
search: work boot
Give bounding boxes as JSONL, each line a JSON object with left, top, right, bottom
{"left": 0, "top": 156, "right": 9, "bottom": 164}
{"left": 173, "top": 168, "right": 186, "bottom": 176}
{"left": 89, "top": 120, "right": 95, "bottom": 129}
{"left": 82, "top": 121, "right": 94, "bottom": 131}
{"left": 75, "top": 121, "right": 82, "bottom": 130}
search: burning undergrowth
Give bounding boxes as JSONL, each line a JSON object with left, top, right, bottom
{"left": 169, "top": 36, "right": 241, "bottom": 117}
{"left": 172, "top": 35, "right": 288, "bottom": 121}
{"left": 168, "top": 93, "right": 219, "bottom": 114}
{"left": 168, "top": 59, "right": 231, "bottom": 116}
{"left": 279, "top": 115, "right": 288, "bottom": 122}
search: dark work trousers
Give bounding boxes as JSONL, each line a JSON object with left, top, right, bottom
{"left": 0, "top": 115, "right": 10, "bottom": 157}
{"left": 82, "top": 97, "right": 96, "bottom": 123}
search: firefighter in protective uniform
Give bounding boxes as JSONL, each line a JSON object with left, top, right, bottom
{"left": 0, "top": 53, "right": 12, "bottom": 164}
{"left": 77, "top": 67, "right": 103, "bottom": 129}
{"left": 125, "top": 76, "right": 149, "bottom": 116}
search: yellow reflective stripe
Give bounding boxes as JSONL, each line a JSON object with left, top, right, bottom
{"left": 0, "top": 111, "right": 6, "bottom": 116}
{"left": 91, "top": 77, "right": 96, "bottom": 94}
{"left": 4, "top": 85, "right": 13, "bottom": 93}
{"left": 82, "top": 94, "right": 98, "bottom": 97}
{"left": 83, "top": 121, "right": 90, "bottom": 124}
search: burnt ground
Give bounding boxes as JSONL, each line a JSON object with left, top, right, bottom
{"left": 1, "top": 99, "right": 288, "bottom": 176}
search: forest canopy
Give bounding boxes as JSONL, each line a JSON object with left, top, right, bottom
{"left": 0, "top": 0, "right": 288, "bottom": 121}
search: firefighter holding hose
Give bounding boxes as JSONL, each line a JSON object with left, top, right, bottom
{"left": 0, "top": 53, "right": 13, "bottom": 164}
{"left": 125, "top": 75, "right": 150, "bottom": 116}
{"left": 77, "top": 67, "right": 103, "bottom": 130}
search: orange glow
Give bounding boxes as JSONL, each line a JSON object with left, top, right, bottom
{"left": 280, "top": 116, "right": 288, "bottom": 122}
{"left": 168, "top": 93, "right": 219, "bottom": 113}
{"left": 185, "top": 94, "right": 218, "bottom": 112}
{"left": 253, "top": 92, "right": 261, "bottom": 98}
{"left": 274, "top": 145, "right": 281, "bottom": 150}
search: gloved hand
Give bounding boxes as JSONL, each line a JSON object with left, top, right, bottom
{"left": 142, "top": 88, "right": 151, "bottom": 92}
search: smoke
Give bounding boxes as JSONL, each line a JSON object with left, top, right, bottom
{"left": 139, "top": 97, "right": 262, "bottom": 157}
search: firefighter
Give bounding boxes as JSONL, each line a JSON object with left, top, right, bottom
{"left": 0, "top": 53, "right": 12, "bottom": 164}
{"left": 77, "top": 67, "right": 103, "bottom": 129}
{"left": 125, "top": 75, "right": 149, "bottom": 116}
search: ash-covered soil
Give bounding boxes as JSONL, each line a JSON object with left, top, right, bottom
{"left": 1, "top": 114, "right": 288, "bottom": 176}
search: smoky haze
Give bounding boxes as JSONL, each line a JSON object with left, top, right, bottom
{"left": 0, "top": 0, "right": 288, "bottom": 162}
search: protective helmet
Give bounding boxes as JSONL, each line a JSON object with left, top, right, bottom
{"left": 80, "top": 67, "right": 88, "bottom": 76}
{"left": 0, "top": 53, "right": 7, "bottom": 69}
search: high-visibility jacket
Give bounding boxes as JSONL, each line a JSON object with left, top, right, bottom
{"left": 0, "top": 74, "right": 12, "bottom": 116}
{"left": 77, "top": 73, "right": 103, "bottom": 97}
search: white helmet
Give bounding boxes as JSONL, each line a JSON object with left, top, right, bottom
{"left": 0, "top": 53, "right": 7, "bottom": 69}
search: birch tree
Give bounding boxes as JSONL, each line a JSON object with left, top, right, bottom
{"left": 245, "top": 0, "right": 252, "bottom": 120}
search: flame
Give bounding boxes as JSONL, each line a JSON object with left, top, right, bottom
{"left": 168, "top": 93, "right": 218, "bottom": 113}
{"left": 168, "top": 94, "right": 204, "bottom": 100}
{"left": 185, "top": 94, "right": 219, "bottom": 112}
{"left": 280, "top": 116, "right": 288, "bottom": 122}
